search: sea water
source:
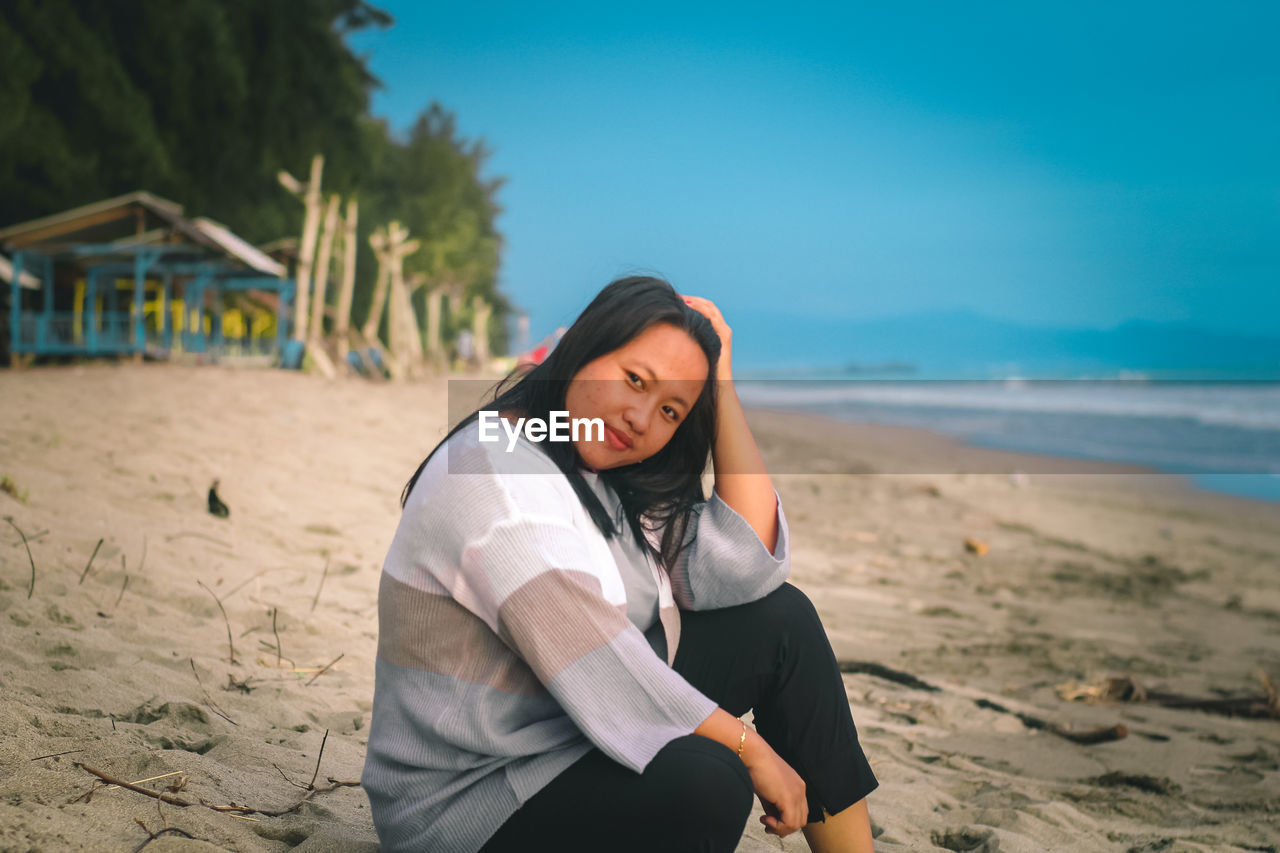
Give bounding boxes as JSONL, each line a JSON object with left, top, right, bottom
{"left": 735, "top": 378, "right": 1280, "bottom": 503}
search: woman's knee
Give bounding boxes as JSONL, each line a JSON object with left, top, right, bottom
{"left": 758, "top": 582, "right": 826, "bottom": 636}
{"left": 647, "top": 735, "right": 753, "bottom": 845}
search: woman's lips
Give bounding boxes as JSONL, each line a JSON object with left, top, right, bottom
{"left": 604, "top": 425, "right": 632, "bottom": 451}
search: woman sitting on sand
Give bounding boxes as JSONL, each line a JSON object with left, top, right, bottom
{"left": 362, "top": 277, "right": 878, "bottom": 852}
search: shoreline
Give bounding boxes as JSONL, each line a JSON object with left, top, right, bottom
{"left": 2, "top": 364, "right": 1278, "bottom": 852}
{"left": 748, "top": 404, "right": 1280, "bottom": 514}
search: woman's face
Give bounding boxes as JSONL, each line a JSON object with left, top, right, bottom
{"left": 564, "top": 323, "right": 710, "bottom": 471}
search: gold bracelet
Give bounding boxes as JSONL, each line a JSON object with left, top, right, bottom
{"left": 736, "top": 719, "right": 747, "bottom": 759}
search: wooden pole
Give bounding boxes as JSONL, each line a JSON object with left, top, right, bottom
{"left": 365, "top": 223, "right": 420, "bottom": 380}
{"left": 309, "top": 193, "right": 341, "bottom": 345}
{"left": 363, "top": 228, "right": 390, "bottom": 346}
{"left": 334, "top": 197, "right": 358, "bottom": 367}
{"left": 291, "top": 154, "right": 324, "bottom": 343}
{"left": 385, "top": 225, "right": 405, "bottom": 361}
{"left": 386, "top": 224, "right": 423, "bottom": 377}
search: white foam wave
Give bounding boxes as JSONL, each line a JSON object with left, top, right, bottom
{"left": 736, "top": 381, "right": 1280, "bottom": 431}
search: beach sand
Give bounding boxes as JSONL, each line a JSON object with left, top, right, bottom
{"left": 1, "top": 364, "right": 1277, "bottom": 852}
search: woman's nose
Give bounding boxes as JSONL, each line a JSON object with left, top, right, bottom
{"left": 623, "top": 404, "right": 650, "bottom": 435}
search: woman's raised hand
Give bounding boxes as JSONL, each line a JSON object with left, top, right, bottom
{"left": 743, "top": 734, "right": 808, "bottom": 838}
{"left": 681, "top": 295, "right": 733, "bottom": 381}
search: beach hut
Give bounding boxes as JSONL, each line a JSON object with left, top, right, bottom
{"left": 0, "top": 191, "right": 292, "bottom": 367}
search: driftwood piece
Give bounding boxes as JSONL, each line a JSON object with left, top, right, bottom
{"left": 838, "top": 658, "right": 1128, "bottom": 745}
{"left": 837, "top": 660, "right": 941, "bottom": 693}
{"left": 974, "top": 698, "right": 1128, "bottom": 744}
{"left": 1057, "top": 674, "right": 1280, "bottom": 720}
{"left": 78, "top": 763, "right": 360, "bottom": 819}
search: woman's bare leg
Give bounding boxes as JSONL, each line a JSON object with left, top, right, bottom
{"left": 800, "top": 798, "right": 875, "bottom": 853}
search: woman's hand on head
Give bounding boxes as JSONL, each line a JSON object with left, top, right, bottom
{"left": 681, "top": 295, "right": 733, "bottom": 381}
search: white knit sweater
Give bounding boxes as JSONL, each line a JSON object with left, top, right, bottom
{"left": 362, "top": 425, "right": 791, "bottom": 852}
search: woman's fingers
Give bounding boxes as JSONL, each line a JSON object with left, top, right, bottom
{"left": 680, "top": 294, "right": 734, "bottom": 370}
{"left": 681, "top": 294, "right": 725, "bottom": 324}
{"left": 758, "top": 801, "right": 806, "bottom": 838}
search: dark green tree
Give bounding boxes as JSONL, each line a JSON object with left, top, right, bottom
{"left": 0, "top": 0, "right": 511, "bottom": 354}
{"left": 0, "top": 0, "right": 388, "bottom": 240}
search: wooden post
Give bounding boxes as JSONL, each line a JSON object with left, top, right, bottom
{"left": 279, "top": 154, "right": 324, "bottom": 344}
{"left": 334, "top": 197, "right": 358, "bottom": 368}
{"left": 472, "top": 295, "right": 492, "bottom": 369}
{"left": 364, "top": 228, "right": 390, "bottom": 346}
{"left": 309, "top": 193, "right": 341, "bottom": 344}
{"left": 386, "top": 223, "right": 423, "bottom": 377}
{"left": 366, "top": 223, "right": 420, "bottom": 380}
{"left": 301, "top": 192, "right": 341, "bottom": 378}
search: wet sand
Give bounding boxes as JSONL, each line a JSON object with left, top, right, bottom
{"left": 1, "top": 364, "right": 1277, "bottom": 852}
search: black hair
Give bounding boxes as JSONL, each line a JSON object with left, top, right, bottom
{"left": 401, "top": 275, "right": 722, "bottom": 569}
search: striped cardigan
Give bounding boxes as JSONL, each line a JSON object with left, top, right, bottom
{"left": 362, "top": 426, "right": 791, "bottom": 852}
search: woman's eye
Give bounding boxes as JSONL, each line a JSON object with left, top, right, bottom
{"left": 663, "top": 406, "right": 679, "bottom": 421}
{"left": 627, "top": 371, "right": 644, "bottom": 388}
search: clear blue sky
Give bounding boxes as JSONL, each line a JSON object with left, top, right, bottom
{"left": 346, "top": 1, "right": 1279, "bottom": 349}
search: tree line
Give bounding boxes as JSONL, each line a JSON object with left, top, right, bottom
{"left": 0, "top": 0, "right": 508, "bottom": 354}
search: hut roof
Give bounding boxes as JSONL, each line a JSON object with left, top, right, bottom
{"left": 191, "top": 218, "right": 286, "bottom": 277}
{"left": 0, "top": 191, "right": 284, "bottom": 277}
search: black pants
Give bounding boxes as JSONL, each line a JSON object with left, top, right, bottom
{"left": 481, "top": 583, "right": 878, "bottom": 853}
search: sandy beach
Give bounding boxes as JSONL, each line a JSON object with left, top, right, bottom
{"left": 2, "top": 363, "right": 1278, "bottom": 852}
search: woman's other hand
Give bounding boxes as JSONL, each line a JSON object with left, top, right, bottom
{"left": 694, "top": 709, "right": 806, "bottom": 837}
{"left": 681, "top": 295, "right": 733, "bottom": 381}
{"left": 742, "top": 731, "right": 807, "bottom": 838}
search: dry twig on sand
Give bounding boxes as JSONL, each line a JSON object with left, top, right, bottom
{"left": 9, "top": 527, "right": 47, "bottom": 545}
{"left": 311, "top": 557, "right": 330, "bottom": 612}
{"left": 188, "top": 658, "right": 238, "bottom": 726}
{"left": 79, "top": 538, "right": 104, "bottom": 584}
{"left": 30, "top": 749, "right": 85, "bottom": 761}
{"left": 77, "top": 760, "right": 361, "bottom": 819}
{"left": 4, "top": 517, "right": 36, "bottom": 599}
{"left": 272, "top": 607, "right": 282, "bottom": 668}
{"left": 165, "top": 531, "right": 232, "bottom": 549}
{"left": 306, "top": 653, "right": 344, "bottom": 686}
{"left": 196, "top": 580, "right": 237, "bottom": 664}
{"left": 131, "top": 821, "right": 197, "bottom": 853}
{"left": 308, "top": 729, "right": 330, "bottom": 789}
{"left": 79, "top": 766, "right": 193, "bottom": 806}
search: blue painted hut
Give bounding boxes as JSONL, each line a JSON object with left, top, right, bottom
{"left": 0, "top": 191, "right": 293, "bottom": 366}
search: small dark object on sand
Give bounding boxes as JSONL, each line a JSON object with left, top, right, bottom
{"left": 208, "top": 480, "right": 230, "bottom": 518}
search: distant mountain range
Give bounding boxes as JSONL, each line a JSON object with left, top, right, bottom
{"left": 731, "top": 309, "right": 1280, "bottom": 378}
